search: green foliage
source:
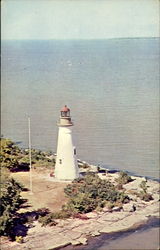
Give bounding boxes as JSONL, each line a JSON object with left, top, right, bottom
{"left": 0, "top": 138, "right": 20, "bottom": 171}
{"left": 49, "top": 210, "right": 71, "bottom": 219}
{"left": 138, "top": 180, "right": 153, "bottom": 201}
{"left": 106, "top": 202, "right": 115, "bottom": 210}
{"left": 138, "top": 191, "right": 153, "bottom": 202}
{"left": 116, "top": 171, "right": 133, "bottom": 185}
{"left": 1, "top": 178, "right": 23, "bottom": 216}
{"left": 1, "top": 138, "right": 55, "bottom": 172}
{"left": 38, "top": 210, "right": 71, "bottom": 226}
{"left": 66, "top": 192, "right": 98, "bottom": 213}
{"left": 38, "top": 173, "right": 130, "bottom": 226}
{"left": 0, "top": 138, "right": 56, "bottom": 234}
{"left": 0, "top": 168, "right": 10, "bottom": 185}
{"left": 116, "top": 183, "right": 123, "bottom": 190}
{"left": 38, "top": 213, "right": 57, "bottom": 227}
{"left": 20, "top": 149, "right": 55, "bottom": 168}
{"left": 0, "top": 171, "right": 23, "bottom": 236}
{"left": 64, "top": 173, "right": 129, "bottom": 214}
{"left": 139, "top": 180, "right": 147, "bottom": 193}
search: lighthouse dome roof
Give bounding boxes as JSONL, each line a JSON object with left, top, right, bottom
{"left": 61, "top": 105, "right": 70, "bottom": 112}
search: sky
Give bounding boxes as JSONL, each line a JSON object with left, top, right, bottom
{"left": 1, "top": 0, "right": 159, "bottom": 40}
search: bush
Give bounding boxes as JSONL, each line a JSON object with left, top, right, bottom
{"left": 0, "top": 138, "right": 55, "bottom": 172}
{"left": 139, "top": 180, "right": 148, "bottom": 193}
{"left": 107, "top": 202, "right": 115, "bottom": 210}
{"left": 38, "top": 213, "right": 57, "bottom": 227}
{"left": 64, "top": 173, "right": 129, "bottom": 214}
{"left": 116, "top": 183, "right": 123, "bottom": 190}
{"left": 138, "top": 191, "right": 153, "bottom": 202}
{"left": 66, "top": 193, "right": 98, "bottom": 213}
{"left": 138, "top": 181, "right": 153, "bottom": 201}
{"left": 0, "top": 177, "right": 23, "bottom": 236}
{"left": 49, "top": 210, "right": 71, "bottom": 220}
{"left": 0, "top": 138, "right": 20, "bottom": 171}
{"left": 116, "top": 171, "right": 133, "bottom": 185}
{"left": 38, "top": 209, "right": 71, "bottom": 226}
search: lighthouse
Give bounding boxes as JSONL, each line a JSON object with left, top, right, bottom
{"left": 55, "top": 105, "right": 79, "bottom": 180}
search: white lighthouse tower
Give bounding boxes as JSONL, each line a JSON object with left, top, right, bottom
{"left": 55, "top": 105, "right": 79, "bottom": 180}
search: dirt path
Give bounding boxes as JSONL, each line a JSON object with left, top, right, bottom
{"left": 11, "top": 170, "right": 68, "bottom": 212}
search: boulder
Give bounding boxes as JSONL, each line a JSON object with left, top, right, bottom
{"left": 79, "top": 237, "right": 87, "bottom": 245}
{"left": 123, "top": 203, "right": 136, "bottom": 212}
{"left": 112, "top": 206, "right": 122, "bottom": 212}
{"left": 91, "top": 231, "right": 100, "bottom": 236}
{"left": 86, "top": 212, "right": 98, "bottom": 218}
{"left": 71, "top": 237, "right": 87, "bottom": 246}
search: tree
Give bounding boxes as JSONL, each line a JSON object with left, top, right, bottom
{"left": 0, "top": 138, "right": 20, "bottom": 171}
{"left": 0, "top": 170, "right": 23, "bottom": 236}
{"left": 0, "top": 138, "right": 55, "bottom": 172}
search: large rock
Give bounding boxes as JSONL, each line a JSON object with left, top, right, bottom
{"left": 67, "top": 231, "right": 82, "bottom": 240}
{"left": 86, "top": 212, "right": 98, "bottom": 218}
{"left": 123, "top": 203, "right": 136, "bottom": 212}
{"left": 71, "top": 237, "right": 87, "bottom": 246}
{"left": 91, "top": 231, "right": 100, "bottom": 236}
{"left": 112, "top": 206, "right": 122, "bottom": 212}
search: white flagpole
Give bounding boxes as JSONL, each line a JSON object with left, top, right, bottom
{"left": 28, "top": 117, "right": 33, "bottom": 194}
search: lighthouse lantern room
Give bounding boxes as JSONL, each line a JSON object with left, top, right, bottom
{"left": 55, "top": 105, "right": 79, "bottom": 180}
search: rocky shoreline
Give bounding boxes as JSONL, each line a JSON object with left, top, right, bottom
{"left": 1, "top": 164, "right": 160, "bottom": 250}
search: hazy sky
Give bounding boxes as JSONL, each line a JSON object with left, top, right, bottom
{"left": 1, "top": 0, "right": 159, "bottom": 40}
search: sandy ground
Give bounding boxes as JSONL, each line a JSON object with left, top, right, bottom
{"left": 11, "top": 170, "right": 68, "bottom": 212}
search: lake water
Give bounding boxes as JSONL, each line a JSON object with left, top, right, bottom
{"left": 63, "top": 217, "right": 160, "bottom": 250}
{"left": 1, "top": 38, "right": 159, "bottom": 249}
{"left": 1, "top": 38, "right": 159, "bottom": 179}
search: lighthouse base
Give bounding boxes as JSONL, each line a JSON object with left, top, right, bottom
{"left": 55, "top": 126, "right": 79, "bottom": 181}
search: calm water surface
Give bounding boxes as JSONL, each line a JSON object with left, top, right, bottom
{"left": 1, "top": 38, "right": 159, "bottom": 179}
{"left": 1, "top": 38, "right": 159, "bottom": 249}
{"left": 63, "top": 218, "right": 160, "bottom": 250}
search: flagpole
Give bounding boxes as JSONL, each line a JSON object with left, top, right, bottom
{"left": 28, "top": 117, "right": 33, "bottom": 194}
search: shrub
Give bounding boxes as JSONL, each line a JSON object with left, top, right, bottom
{"left": 106, "top": 202, "right": 115, "bottom": 211}
{"left": 139, "top": 180, "right": 148, "bottom": 193}
{"left": 138, "top": 181, "right": 153, "bottom": 201}
{"left": 138, "top": 191, "right": 153, "bottom": 202}
{"left": 0, "top": 138, "right": 55, "bottom": 172}
{"left": 66, "top": 193, "right": 98, "bottom": 213}
{"left": 38, "top": 210, "right": 71, "bottom": 226}
{"left": 38, "top": 214, "right": 57, "bottom": 227}
{"left": 116, "top": 171, "right": 133, "bottom": 185}
{"left": 116, "top": 184, "right": 123, "bottom": 190}
{"left": 0, "top": 177, "right": 23, "bottom": 236}
{"left": 49, "top": 210, "right": 71, "bottom": 219}
{"left": 64, "top": 173, "right": 129, "bottom": 214}
{"left": 0, "top": 138, "right": 20, "bottom": 171}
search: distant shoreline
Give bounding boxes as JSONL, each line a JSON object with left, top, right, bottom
{"left": 1, "top": 37, "right": 159, "bottom": 43}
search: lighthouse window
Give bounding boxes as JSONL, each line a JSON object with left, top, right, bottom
{"left": 74, "top": 148, "right": 76, "bottom": 155}
{"left": 59, "top": 159, "right": 62, "bottom": 164}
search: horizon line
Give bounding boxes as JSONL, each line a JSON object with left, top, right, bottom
{"left": 1, "top": 36, "right": 160, "bottom": 41}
